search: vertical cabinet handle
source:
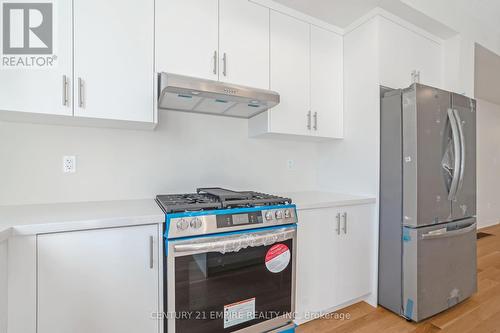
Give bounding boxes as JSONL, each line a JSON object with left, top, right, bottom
{"left": 335, "top": 213, "right": 341, "bottom": 235}
{"left": 213, "top": 50, "right": 218, "bottom": 75}
{"left": 313, "top": 112, "right": 318, "bottom": 131}
{"left": 62, "top": 75, "right": 69, "bottom": 106}
{"left": 222, "top": 53, "right": 227, "bottom": 77}
{"left": 78, "top": 77, "right": 85, "bottom": 108}
{"left": 307, "top": 111, "right": 312, "bottom": 130}
{"left": 149, "top": 236, "right": 154, "bottom": 269}
{"left": 342, "top": 212, "right": 348, "bottom": 234}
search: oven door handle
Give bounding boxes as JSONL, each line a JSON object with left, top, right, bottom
{"left": 173, "top": 227, "right": 296, "bottom": 255}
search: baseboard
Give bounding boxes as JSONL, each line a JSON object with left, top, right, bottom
{"left": 294, "top": 293, "right": 373, "bottom": 326}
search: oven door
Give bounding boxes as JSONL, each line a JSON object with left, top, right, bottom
{"left": 166, "top": 226, "right": 296, "bottom": 333}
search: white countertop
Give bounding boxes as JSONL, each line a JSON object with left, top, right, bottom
{"left": 281, "top": 191, "right": 376, "bottom": 210}
{"left": 0, "top": 199, "right": 165, "bottom": 241}
{"left": 0, "top": 192, "right": 376, "bottom": 241}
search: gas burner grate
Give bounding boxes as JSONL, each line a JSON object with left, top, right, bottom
{"left": 156, "top": 193, "right": 222, "bottom": 213}
{"left": 156, "top": 188, "right": 292, "bottom": 213}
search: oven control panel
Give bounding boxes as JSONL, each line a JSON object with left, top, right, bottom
{"left": 167, "top": 206, "right": 297, "bottom": 239}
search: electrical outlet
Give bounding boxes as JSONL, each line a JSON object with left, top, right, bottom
{"left": 287, "top": 159, "right": 295, "bottom": 170}
{"left": 63, "top": 156, "right": 76, "bottom": 173}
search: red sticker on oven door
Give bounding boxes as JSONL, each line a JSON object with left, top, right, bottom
{"left": 265, "top": 244, "right": 291, "bottom": 273}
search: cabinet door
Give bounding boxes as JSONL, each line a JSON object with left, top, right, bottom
{"left": 378, "top": 17, "right": 442, "bottom": 89}
{"left": 156, "top": 0, "right": 218, "bottom": 80}
{"left": 37, "top": 225, "right": 159, "bottom": 333}
{"left": 296, "top": 208, "right": 337, "bottom": 321}
{"left": 73, "top": 0, "right": 154, "bottom": 122}
{"left": 219, "top": 0, "right": 269, "bottom": 89}
{"left": 334, "top": 205, "right": 373, "bottom": 305}
{"left": 269, "top": 10, "right": 310, "bottom": 136}
{"left": 0, "top": 1, "right": 72, "bottom": 116}
{"left": 311, "top": 26, "right": 343, "bottom": 139}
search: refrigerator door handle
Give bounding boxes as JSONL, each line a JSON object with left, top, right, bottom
{"left": 447, "top": 109, "right": 461, "bottom": 201}
{"left": 453, "top": 109, "right": 466, "bottom": 198}
{"left": 421, "top": 222, "right": 476, "bottom": 240}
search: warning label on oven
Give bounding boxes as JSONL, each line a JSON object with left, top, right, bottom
{"left": 224, "top": 298, "right": 256, "bottom": 329}
{"left": 265, "top": 243, "right": 291, "bottom": 273}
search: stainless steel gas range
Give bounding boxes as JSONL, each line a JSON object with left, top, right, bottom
{"left": 156, "top": 188, "right": 297, "bottom": 333}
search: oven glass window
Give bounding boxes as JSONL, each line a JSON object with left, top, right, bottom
{"left": 174, "top": 239, "right": 293, "bottom": 332}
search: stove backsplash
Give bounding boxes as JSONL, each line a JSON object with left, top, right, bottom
{"left": 0, "top": 111, "right": 319, "bottom": 205}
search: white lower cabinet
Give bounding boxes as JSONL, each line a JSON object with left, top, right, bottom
{"left": 296, "top": 204, "right": 374, "bottom": 324}
{"left": 37, "top": 225, "right": 159, "bottom": 333}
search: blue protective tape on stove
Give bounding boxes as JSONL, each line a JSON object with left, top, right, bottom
{"left": 278, "top": 324, "right": 297, "bottom": 333}
{"left": 405, "top": 299, "right": 414, "bottom": 320}
{"left": 402, "top": 228, "right": 411, "bottom": 242}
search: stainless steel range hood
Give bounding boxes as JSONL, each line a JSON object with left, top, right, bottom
{"left": 157, "top": 73, "right": 280, "bottom": 119}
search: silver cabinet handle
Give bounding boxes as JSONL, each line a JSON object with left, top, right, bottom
{"left": 342, "top": 212, "right": 348, "bottom": 234}
{"left": 78, "top": 77, "right": 85, "bottom": 108}
{"left": 222, "top": 52, "right": 227, "bottom": 77}
{"left": 335, "top": 213, "right": 341, "bottom": 235}
{"left": 149, "top": 236, "right": 154, "bottom": 269}
{"left": 307, "top": 111, "right": 312, "bottom": 130}
{"left": 62, "top": 75, "right": 69, "bottom": 106}
{"left": 313, "top": 112, "right": 318, "bottom": 131}
{"left": 213, "top": 50, "right": 217, "bottom": 75}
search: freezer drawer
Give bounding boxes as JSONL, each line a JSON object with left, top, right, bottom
{"left": 402, "top": 219, "right": 477, "bottom": 322}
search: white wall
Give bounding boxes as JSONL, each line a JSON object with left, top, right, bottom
{"left": 475, "top": 44, "right": 500, "bottom": 106}
{"left": 0, "top": 240, "right": 6, "bottom": 333}
{"left": 477, "top": 99, "right": 500, "bottom": 229}
{"left": 401, "top": 0, "right": 500, "bottom": 55}
{"left": 317, "top": 17, "right": 380, "bottom": 197}
{"left": 0, "top": 111, "right": 319, "bottom": 205}
{"left": 317, "top": 17, "right": 380, "bottom": 307}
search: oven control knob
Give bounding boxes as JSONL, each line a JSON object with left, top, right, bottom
{"left": 265, "top": 211, "right": 273, "bottom": 221}
{"left": 176, "top": 219, "right": 189, "bottom": 231}
{"left": 190, "top": 217, "right": 202, "bottom": 229}
{"left": 275, "top": 210, "right": 284, "bottom": 219}
{"left": 284, "top": 209, "right": 292, "bottom": 218}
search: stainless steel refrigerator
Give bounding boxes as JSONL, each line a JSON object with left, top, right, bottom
{"left": 379, "top": 83, "right": 477, "bottom": 322}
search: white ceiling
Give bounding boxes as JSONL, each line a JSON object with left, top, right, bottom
{"left": 273, "top": 0, "right": 381, "bottom": 28}
{"left": 460, "top": 0, "right": 500, "bottom": 34}
{"left": 273, "top": 0, "right": 500, "bottom": 34}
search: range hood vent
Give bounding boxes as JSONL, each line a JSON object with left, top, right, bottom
{"left": 157, "top": 73, "right": 280, "bottom": 119}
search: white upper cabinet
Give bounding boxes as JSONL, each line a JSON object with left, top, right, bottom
{"left": 249, "top": 10, "right": 343, "bottom": 140}
{"left": 157, "top": 0, "right": 269, "bottom": 89}
{"left": 74, "top": 0, "right": 154, "bottom": 122}
{"left": 0, "top": 1, "right": 72, "bottom": 116}
{"left": 268, "top": 10, "right": 311, "bottom": 137}
{"left": 311, "top": 25, "right": 343, "bottom": 139}
{"left": 219, "top": 0, "right": 270, "bottom": 89}
{"left": 378, "top": 17, "right": 442, "bottom": 89}
{"left": 156, "top": 0, "right": 219, "bottom": 80}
